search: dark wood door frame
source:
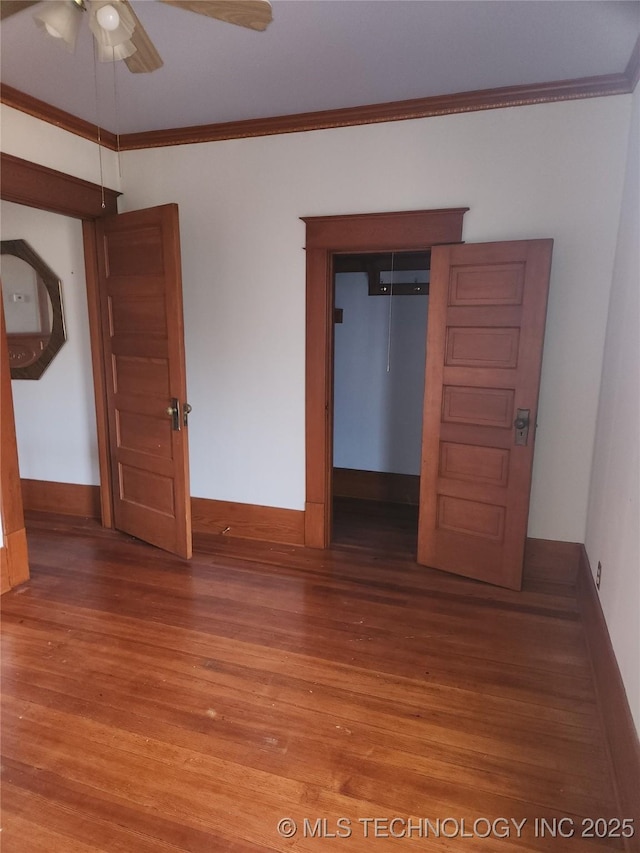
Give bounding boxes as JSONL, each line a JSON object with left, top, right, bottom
{"left": 302, "top": 208, "right": 468, "bottom": 548}
{"left": 0, "top": 153, "right": 120, "bottom": 530}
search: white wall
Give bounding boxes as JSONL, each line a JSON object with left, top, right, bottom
{"left": 585, "top": 84, "right": 640, "bottom": 734}
{"left": 333, "top": 272, "right": 428, "bottom": 475}
{"left": 115, "top": 96, "right": 631, "bottom": 540}
{"left": 1, "top": 202, "right": 99, "bottom": 486}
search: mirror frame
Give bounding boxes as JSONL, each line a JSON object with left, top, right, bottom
{"left": 1, "top": 239, "right": 66, "bottom": 379}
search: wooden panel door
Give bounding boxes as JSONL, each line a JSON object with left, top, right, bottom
{"left": 418, "top": 240, "right": 553, "bottom": 589}
{"left": 95, "top": 204, "right": 192, "bottom": 558}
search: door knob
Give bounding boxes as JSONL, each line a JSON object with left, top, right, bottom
{"left": 514, "top": 409, "right": 530, "bottom": 445}
{"left": 182, "top": 402, "right": 192, "bottom": 427}
{"left": 166, "top": 398, "right": 181, "bottom": 431}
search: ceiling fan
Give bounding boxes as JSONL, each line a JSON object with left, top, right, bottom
{"left": 0, "top": 0, "right": 273, "bottom": 72}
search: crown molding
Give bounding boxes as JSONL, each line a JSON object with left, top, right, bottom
{"left": 625, "top": 36, "right": 640, "bottom": 92}
{"left": 1, "top": 84, "right": 118, "bottom": 150}
{"left": 118, "top": 72, "right": 633, "bottom": 151}
{"left": 2, "top": 50, "right": 637, "bottom": 154}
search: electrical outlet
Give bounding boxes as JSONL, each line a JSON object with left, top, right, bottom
{"left": 596, "top": 561, "right": 602, "bottom": 590}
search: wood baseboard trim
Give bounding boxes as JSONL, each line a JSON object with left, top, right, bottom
{"left": 19, "top": 482, "right": 305, "bottom": 546}
{"left": 1, "top": 527, "right": 29, "bottom": 593}
{"left": 304, "top": 501, "right": 327, "bottom": 549}
{"left": 523, "top": 537, "right": 582, "bottom": 585}
{"left": 191, "top": 497, "right": 305, "bottom": 546}
{"left": 577, "top": 546, "right": 640, "bottom": 845}
{"left": 21, "top": 479, "right": 101, "bottom": 519}
{"left": 333, "top": 467, "right": 420, "bottom": 505}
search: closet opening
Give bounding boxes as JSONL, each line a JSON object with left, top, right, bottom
{"left": 331, "top": 250, "right": 430, "bottom": 552}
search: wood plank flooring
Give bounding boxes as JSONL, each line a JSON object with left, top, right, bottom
{"left": 0, "top": 505, "right": 631, "bottom": 852}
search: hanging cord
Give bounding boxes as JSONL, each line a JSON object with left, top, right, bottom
{"left": 112, "top": 49, "right": 122, "bottom": 179}
{"left": 92, "top": 37, "right": 106, "bottom": 209}
{"left": 386, "top": 251, "right": 395, "bottom": 373}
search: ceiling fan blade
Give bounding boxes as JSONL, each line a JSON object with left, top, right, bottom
{"left": 0, "top": 0, "right": 40, "bottom": 21}
{"left": 159, "top": 0, "right": 272, "bottom": 32}
{"left": 119, "top": 0, "right": 163, "bottom": 73}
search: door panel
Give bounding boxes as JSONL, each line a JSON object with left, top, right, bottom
{"left": 95, "top": 204, "right": 192, "bottom": 558}
{"left": 418, "top": 240, "right": 553, "bottom": 589}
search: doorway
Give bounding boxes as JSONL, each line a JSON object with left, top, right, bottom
{"left": 305, "top": 213, "right": 553, "bottom": 591}
{"left": 332, "top": 250, "right": 430, "bottom": 551}
{"left": 302, "top": 207, "right": 468, "bottom": 550}
{"left": 0, "top": 153, "right": 119, "bottom": 589}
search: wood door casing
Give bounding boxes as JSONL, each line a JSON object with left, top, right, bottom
{"left": 418, "top": 240, "right": 553, "bottom": 589}
{"left": 0, "top": 297, "right": 29, "bottom": 592}
{"left": 95, "top": 204, "right": 192, "bottom": 558}
{"left": 303, "top": 208, "right": 469, "bottom": 548}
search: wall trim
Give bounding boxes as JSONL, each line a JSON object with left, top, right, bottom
{"left": 303, "top": 208, "right": 467, "bottom": 549}
{"left": 117, "top": 73, "right": 633, "bottom": 150}
{"left": 2, "top": 65, "right": 636, "bottom": 152}
{"left": 191, "top": 497, "right": 305, "bottom": 546}
{"left": 21, "top": 479, "right": 102, "bottom": 519}
{"left": 1, "top": 84, "right": 118, "bottom": 150}
{"left": 0, "top": 152, "right": 119, "bottom": 218}
{"left": 577, "top": 546, "right": 640, "bottom": 847}
{"left": 333, "top": 468, "right": 420, "bottom": 506}
{"left": 18, "top": 481, "right": 305, "bottom": 546}
{"left": 82, "top": 221, "right": 115, "bottom": 528}
{"left": 522, "top": 537, "right": 581, "bottom": 585}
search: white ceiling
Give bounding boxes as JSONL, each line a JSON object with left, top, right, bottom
{"left": 1, "top": 0, "right": 639, "bottom": 135}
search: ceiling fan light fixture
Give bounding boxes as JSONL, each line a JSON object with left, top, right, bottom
{"left": 89, "top": 0, "right": 135, "bottom": 48}
{"left": 34, "top": 1, "right": 82, "bottom": 53}
{"left": 96, "top": 3, "right": 120, "bottom": 31}
{"left": 96, "top": 38, "right": 136, "bottom": 62}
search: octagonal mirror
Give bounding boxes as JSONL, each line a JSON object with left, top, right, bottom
{"left": 1, "top": 240, "right": 66, "bottom": 379}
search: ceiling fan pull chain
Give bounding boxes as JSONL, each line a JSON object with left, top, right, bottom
{"left": 112, "top": 51, "right": 122, "bottom": 179}
{"left": 92, "top": 34, "right": 106, "bottom": 208}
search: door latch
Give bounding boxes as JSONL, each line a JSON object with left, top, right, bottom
{"left": 514, "top": 408, "right": 530, "bottom": 446}
{"left": 166, "top": 397, "right": 181, "bottom": 431}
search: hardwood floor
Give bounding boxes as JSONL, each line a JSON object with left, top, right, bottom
{"left": 332, "top": 497, "right": 419, "bottom": 557}
{"left": 0, "top": 508, "right": 631, "bottom": 852}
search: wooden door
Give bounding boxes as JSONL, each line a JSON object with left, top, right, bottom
{"left": 95, "top": 204, "right": 192, "bottom": 558}
{"left": 418, "top": 240, "right": 553, "bottom": 589}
